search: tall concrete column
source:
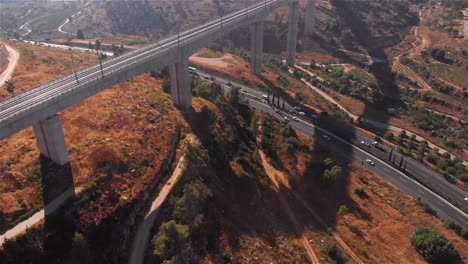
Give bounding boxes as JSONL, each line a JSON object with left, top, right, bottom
{"left": 250, "top": 21, "right": 264, "bottom": 76}
{"left": 169, "top": 58, "right": 191, "bottom": 109}
{"left": 33, "top": 114, "right": 70, "bottom": 166}
{"left": 286, "top": 1, "right": 299, "bottom": 66}
{"left": 304, "top": 0, "right": 316, "bottom": 36}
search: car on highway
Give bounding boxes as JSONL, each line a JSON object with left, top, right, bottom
{"left": 310, "top": 114, "right": 318, "bottom": 119}
{"left": 226, "top": 82, "right": 232, "bottom": 86}
{"left": 372, "top": 141, "right": 385, "bottom": 150}
{"left": 284, "top": 116, "right": 289, "bottom": 122}
{"left": 292, "top": 116, "right": 299, "bottom": 121}
{"left": 262, "top": 94, "right": 268, "bottom": 100}
{"left": 366, "top": 159, "right": 375, "bottom": 166}
{"left": 209, "top": 76, "right": 216, "bottom": 81}
{"left": 299, "top": 112, "right": 305, "bottom": 116}
{"left": 294, "top": 106, "right": 301, "bottom": 111}
{"left": 322, "top": 134, "right": 331, "bottom": 141}
{"left": 361, "top": 141, "right": 370, "bottom": 147}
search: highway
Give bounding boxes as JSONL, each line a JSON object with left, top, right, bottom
{"left": 249, "top": 99, "right": 468, "bottom": 228}
{"left": 194, "top": 70, "right": 468, "bottom": 228}
{"left": 0, "top": 0, "right": 289, "bottom": 140}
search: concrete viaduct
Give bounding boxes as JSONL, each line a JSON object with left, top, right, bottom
{"left": 0, "top": 0, "right": 316, "bottom": 166}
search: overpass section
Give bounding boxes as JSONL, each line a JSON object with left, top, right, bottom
{"left": 0, "top": 0, "right": 317, "bottom": 166}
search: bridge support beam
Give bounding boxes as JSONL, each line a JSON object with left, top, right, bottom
{"left": 33, "top": 114, "right": 70, "bottom": 166}
{"left": 250, "top": 21, "right": 264, "bottom": 76}
{"left": 286, "top": 1, "right": 299, "bottom": 66}
{"left": 304, "top": 0, "right": 316, "bottom": 36}
{"left": 169, "top": 58, "right": 191, "bottom": 109}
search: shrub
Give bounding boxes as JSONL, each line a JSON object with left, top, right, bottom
{"left": 354, "top": 188, "right": 368, "bottom": 198}
{"left": 152, "top": 220, "right": 194, "bottom": 262}
{"left": 323, "top": 166, "right": 342, "bottom": 184}
{"left": 338, "top": 205, "right": 350, "bottom": 216}
{"left": 410, "top": 227, "right": 460, "bottom": 263}
{"left": 383, "top": 132, "right": 394, "bottom": 141}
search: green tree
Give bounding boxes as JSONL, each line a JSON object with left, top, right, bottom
{"left": 6, "top": 82, "right": 14, "bottom": 93}
{"left": 383, "top": 132, "right": 394, "bottom": 141}
{"left": 426, "top": 149, "right": 439, "bottom": 164}
{"left": 323, "top": 165, "right": 342, "bottom": 184}
{"left": 410, "top": 227, "right": 460, "bottom": 263}
{"left": 95, "top": 39, "right": 102, "bottom": 52}
{"left": 76, "top": 29, "right": 84, "bottom": 39}
{"left": 228, "top": 86, "right": 240, "bottom": 106}
{"left": 152, "top": 220, "right": 194, "bottom": 263}
{"left": 172, "top": 180, "right": 212, "bottom": 227}
{"left": 162, "top": 78, "right": 171, "bottom": 93}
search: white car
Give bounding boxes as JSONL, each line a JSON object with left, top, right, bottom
{"left": 361, "top": 141, "right": 370, "bottom": 147}
{"left": 262, "top": 94, "right": 268, "bottom": 100}
{"left": 284, "top": 116, "right": 289, "bottom": 122}
{"left": 292, "top": 116, "right": 299, "bottom": 121}
{"left": 299, "top": 112, "right": 305, "bottom": 116}
{"left": 366, "top": 159, "right": 375, "bottom": 166}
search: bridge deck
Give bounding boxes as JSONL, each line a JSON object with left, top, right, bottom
{"left": 0, "top": 0, "right": 292, "bottom": 140}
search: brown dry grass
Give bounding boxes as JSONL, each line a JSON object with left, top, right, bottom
{"left": 0, "top": 39, "right": 98, "bottom": 100}
{"left": 336, "top": 165, "right": 468, "bottom": 264}
{"left": 0, "top": 41, "right": 183, "bottom": 228}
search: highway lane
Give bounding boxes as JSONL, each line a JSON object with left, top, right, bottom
{"left": 247, "top": 99, "right": 468, "bottom": 228}
{"left": 196, "top": 70, "right": 468, "bottom": 214}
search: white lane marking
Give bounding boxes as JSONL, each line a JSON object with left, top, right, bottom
{"left": 417, "top": 188, "right": 424, "bottom": 194}
{"left": 437, "top": 201, "right": 445, "bottom": 208}
{"left": 399, "top": 177, "right": 408, "bottom": 183}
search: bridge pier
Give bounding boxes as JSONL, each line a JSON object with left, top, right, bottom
{"left": 169, "top": 58, "right": 192, "bottom": 109}
{"left": 250, "top": 21, "right": 264, "bottom": 76}
{"left": 286, "top": 1, "right": 299, "bottom": 66}
{"left": 304, "top": 0, "right": 316, "bottom": 36}
{"left": 33, "top": 114, "right": 70, "bottom": 166}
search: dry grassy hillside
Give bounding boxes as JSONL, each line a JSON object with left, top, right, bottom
{"left": 0, "top": 41, "right": 182, "bottom": 239}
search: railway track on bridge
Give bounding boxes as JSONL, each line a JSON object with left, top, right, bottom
{"left": 0, "top": 0, "right": 289, "bottom": 129}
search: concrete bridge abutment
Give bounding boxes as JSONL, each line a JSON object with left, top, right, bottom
{"left": 169, "top": 58, "right": 192, "bottom": 109}
{"left": 33, "top": 114, "right": 70, "bottom": 166}
{"left": 250, "top": 21, "right": 264, "bottom": 76}
{"left": 286, "top": 1, "right": 299, "bottom": 66}
{"left": 304, "top": 0, "right": 316, "bottom": 36}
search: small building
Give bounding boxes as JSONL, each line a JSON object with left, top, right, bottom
{"left": 0, "top": 43, "right": 10, "bottom": 74}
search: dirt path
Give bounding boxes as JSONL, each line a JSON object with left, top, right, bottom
{"left": 259, "top": 151, "right": 320, "bottom": 264}
{"left": 0, "top": 44, "right": 20, "bottom": 88}
{"left": 128, "top": 135, "right": 193, "bottom": 264}
{"left": 0, "top": 186, "right": 83, "bottom": 246}
{"left": 260, "top": 151, "right": 365, "bottom": 264}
